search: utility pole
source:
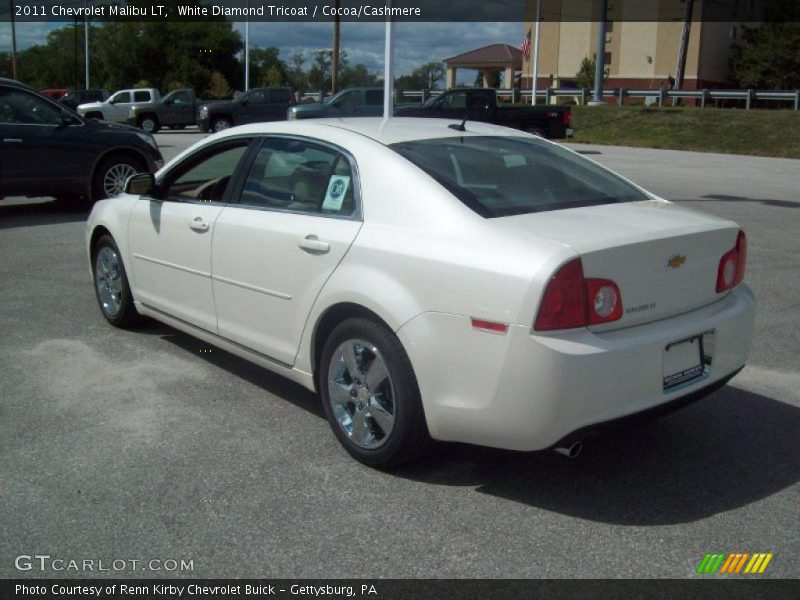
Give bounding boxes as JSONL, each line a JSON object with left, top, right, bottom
{"left": 84, "top": 0, "right": 90, "bottom": 89}
{"left": 530, "top": 0, "right": 541, "bottom": 106}
{"left": 244, "top": 0, "right": 250, "bottom": 90}
{"left": 331, "top": 0, "right": 340, "bottom": 93}
{"left": 672, "top": 0, "right": 694, "bottom": 105}
{"left": 74, "top": 17, "right": 79, "bottom": 90}
{"left": 10, "top": 0, "right": 18, "bottom": 79}
{"left": 589, "top": 0, "right": 608, "bottom": 105}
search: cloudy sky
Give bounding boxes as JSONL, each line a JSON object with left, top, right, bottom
{"left": 1, "top": 21, "right": 521, "bottom": 84}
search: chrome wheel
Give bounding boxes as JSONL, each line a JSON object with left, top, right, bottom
{"left": 140, "top": 118, "right": 157, "bottom": 133}
{"left": 103, "top": 163, "right": 138, "bottom": 198}
{"left": 212, "top": 118, "right": 231, "bottom": 132}
{"left": 95, "top": 246, "right": 123, "bottom": 317}
{"left": 327, "top": 339, "right": 395, "bottom": 450}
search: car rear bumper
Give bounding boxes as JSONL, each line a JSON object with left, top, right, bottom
{"left": 396, "top": 284, "right": 755, "bottom": 451}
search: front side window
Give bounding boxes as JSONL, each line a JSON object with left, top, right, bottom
{"left": 391, "top": 136, "right": 648, "bottom": 218}
{"left": 170, "top": 91, "right": 191, "bottom": 104}
{"left": 110, "top": 92, "right": 131, "bottom": 104}
{"left": 0, "top": 89, "right": 63, "bottom": 125}
{"left": 162, "top": 142, "right": 249, "bottom": 203}
{"left": 240, "top": 138, "right": 356, "bottom": 217}
{"left": 333, "top": 91, "right": 360, "bottom": 107}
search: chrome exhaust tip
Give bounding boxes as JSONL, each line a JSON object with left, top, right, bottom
{"left": 554, "top": 441, "right": 583, "bottom": 459}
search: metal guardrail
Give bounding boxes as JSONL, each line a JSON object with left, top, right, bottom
{"left": 406, "top": 88, "right": 800, "bottom": 110}
{"left": 301, "top": 88, "right": 800, "bottom": 110}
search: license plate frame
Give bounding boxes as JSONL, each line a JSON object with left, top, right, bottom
{"left": 663, "top": 334, "right": 706, "bottom": 391}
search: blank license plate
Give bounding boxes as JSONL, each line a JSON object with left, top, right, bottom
{"left": 663, "top": 337, "right": 703, "bottom": 390}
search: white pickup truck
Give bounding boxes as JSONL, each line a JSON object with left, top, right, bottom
{"left": 77, "top": 88, "right": 161, "bottom": 123}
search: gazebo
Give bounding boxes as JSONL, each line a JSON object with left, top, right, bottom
{"left": 443, "top": 44, "right": 523, "bottom": 89}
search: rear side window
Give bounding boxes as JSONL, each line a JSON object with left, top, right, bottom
{"left": 391, "top": 136, "right": 648, "bottom": 218}
{"left": 269, "top": 89, "right": 292, "bottom": 103}
{"left": 239, "top": 138, "right": 356, "bottom": 217}
{"left": 365, "top": 90, "right": 383, "bottom": 105}
{"left": 133, "top": 91, "right": 151, "bottom": 102}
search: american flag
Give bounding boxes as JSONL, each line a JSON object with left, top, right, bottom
{"left": 521, "top": 29, "right": 532, "bottom": 61}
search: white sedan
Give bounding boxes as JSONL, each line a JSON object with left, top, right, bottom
{"left": 86, "top": 118, "right": 755, "bottom": 467}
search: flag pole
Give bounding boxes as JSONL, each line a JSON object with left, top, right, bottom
{"left": 382, "top": 8, "right": 395, "bottom": 122}
{"left": 530, "top": 0, "right": 541, "bottom": 106}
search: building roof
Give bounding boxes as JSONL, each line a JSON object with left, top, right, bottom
{"left": 444, "top": 44, "right": 523, "bottom": 66}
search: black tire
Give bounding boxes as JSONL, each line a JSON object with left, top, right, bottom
{"left": 91, "top": 154, "right": 146, "bottom": 201}
{"left": 211, "top": 116, "right": 232, "bottom": 133}
{"left": 319, "top": 317, "right": 432, "bottom": 468}
{"left": 138, "top": 114, "right": 160, "bottom": 134}
{"left": 91, "top": 234, "right": 140, "bottom": 328}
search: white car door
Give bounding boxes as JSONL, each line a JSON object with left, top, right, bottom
{"left": 212, "top": 137, "right": 362, "bottom": 365}
{"left": 127, "top": 138, "right": 253, "bottom": 332}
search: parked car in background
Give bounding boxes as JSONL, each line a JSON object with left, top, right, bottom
{"left": 78, "top": 88, "right": 161, "bottom": 123}
{"left": 127, "top": 88, "right": 201, "bottom": 133}
{"left": 287, "top": 87, "right": 388, "bottom": 120}
{"left": 85, "top": 117, "right": 753, "bottom": 468}
{"left": 196, "top": 87, "right": 295, "bottom": 132}
{"left": 0, "top": 78, "right": 163, "bottom": 206}
{"left": 40, "top": 88, "right": 68, "bottom": 101}
{"left": 395, "top": 88, "right": 573, "bottom": 139}
{"left": 60, "top": 89, "right": 110, "bottom": 110}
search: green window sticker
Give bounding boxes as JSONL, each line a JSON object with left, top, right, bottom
{"left": 322, "top": 175, "right": 351, "bottom": 212}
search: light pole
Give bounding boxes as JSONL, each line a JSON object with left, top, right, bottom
{"left": 244, "top": 1, "right": 250, "bottom": 90}
{"left": 84, "top": 0, "right": 90, "bottom": 89}
{"left": 331, "top": 0, "right": 340, "bottom": 94}
{"left": 10, "top": 0, "right": 18, "bottom": 79}
{"left": 589, "top": 0, "right": 608, "bottom": 105}
{"left": 530, "top": 0, "right": 541, "bottom": 106}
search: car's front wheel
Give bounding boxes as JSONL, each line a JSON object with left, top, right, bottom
{"left": 138, "top": 115, "right": 159, "bottom": 133}
{"left": 92, "top": 234, "right": 139, "bottom": 328}
{"left": 320, "top": 317, "right": 432, "bottom": 468}
{"left": 92, "top": 155, "right": 145, "bottom": 201}
{"left": 211, "top": 116, "right": 232, "bottom": 132}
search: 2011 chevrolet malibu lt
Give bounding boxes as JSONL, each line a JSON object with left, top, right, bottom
{"left": 85, "top": 117, "right": 755, "bottom": 468}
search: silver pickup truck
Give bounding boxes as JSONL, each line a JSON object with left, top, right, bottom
{"left": 77, "top": 88, "right": 161, "bottom": 124}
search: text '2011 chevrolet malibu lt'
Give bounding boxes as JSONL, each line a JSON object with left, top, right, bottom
{"left": 86, "top": 117, "right": 754, "bottom": 468}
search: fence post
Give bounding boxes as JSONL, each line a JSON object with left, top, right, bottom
{"left": 544, "top": 87, "right": 551, "bottom": 105}
{"left": 658, "top": 89, "right": 665, "bottom": 107}
{"left": 581, "top": 88, "right": 588, "bottom": 106}
{"left": 617, "top": 88, "right": 625, "bottom": 107}
{"left": 700, "top": 89, "right": 708, "bottom": 108}
{"left": 795, "top": 90, "right": 799, "bottom": 111}
{"left": 746, "top": 89, "right": 753, "bottom": 110}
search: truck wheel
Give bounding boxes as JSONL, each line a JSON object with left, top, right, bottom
{"left": 211, "top": 117, "right": 232, "bottom": 132}
{"left": 138, "top": 115, "right": 159, "bottom": 134}
{"left": 92, "top": 154, "right": 145, "bottom": 201}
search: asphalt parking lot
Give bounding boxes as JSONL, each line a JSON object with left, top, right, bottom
{"left": 2, "top": 130, "right": 799, "bottom": 579}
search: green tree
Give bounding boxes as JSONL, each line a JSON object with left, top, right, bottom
{"left": 286, "top": 53, "right": 308, "bottom": 91}
{"left": 731, "top": 22, "right": 800, "bottom": 89}
{"left": 263, "top": 65, "right": 285, "bottom": 87}
{"left": 576, "top": 55, "right": 608, "bottom": 89}
{"left": 396, "top": 62, "right": 445, "bottom": 91}
{"left": 250, "top": 46, "right": 287, "bottom": 88}
{"left": 207, "top": 71, "right": 232, "bottom": 99}
{"left": 339, "top": 64, "right": 379, "bottom": 88}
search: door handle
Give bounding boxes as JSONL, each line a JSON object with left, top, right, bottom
{"left": 3, "top": 138, "right": 23, "bottom": 143}
{"left": 189, "top": 216, "right": 210, "bottom": 232}
{"left": 298, "top": 234, "right": 330, "bottom": 254}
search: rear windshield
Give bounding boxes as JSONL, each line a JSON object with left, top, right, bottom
{"left": 390, "top": 136, "right": 649, "bottom": 218}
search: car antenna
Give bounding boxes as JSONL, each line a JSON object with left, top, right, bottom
{"left": 448, "top": 117, "right": 467, "bottom": 132}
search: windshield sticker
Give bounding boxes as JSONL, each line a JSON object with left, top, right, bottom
{"left": 322, "top": 175, "right": 350, "bottom": 211}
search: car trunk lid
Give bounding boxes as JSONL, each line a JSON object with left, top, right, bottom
{"left": 494, "top": 200, "right": 740, "bottom": 330}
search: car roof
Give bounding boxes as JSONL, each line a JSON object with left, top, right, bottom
{"left": 0, "top": 77, "right": 34, "bottom": 90}
{"left": 216, "top": 117, "right": 532, "bottom": 146}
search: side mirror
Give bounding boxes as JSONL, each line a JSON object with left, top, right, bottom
{"left": 125, "top": 172, "right": 155, "bottom": 196}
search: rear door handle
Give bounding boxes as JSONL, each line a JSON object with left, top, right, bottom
{"left": 3, "top": 138, "right": 23, "bottom": 143}
{"left": 189, "top": 216, "right": 210, "bottom": 232}
{"left": 298, "top": 234, "right": 330, "bottom": 254}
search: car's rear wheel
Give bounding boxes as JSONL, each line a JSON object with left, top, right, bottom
{"left": 320, "top": 317, "right": 432, "bottom": 468}
{"left": 92, "top": 234, "right": 139, "bottom": 328}
{"left": 138, "top": 115, "right": 159, "bottom": 133}
{"left": 211, "top": 116, "right": 232, "bottom": 132}
{"left": 92, "top": 155, "right": 145, "bottom": 201}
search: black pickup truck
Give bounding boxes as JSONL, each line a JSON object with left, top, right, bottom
{"left": 127, "top": 88, "right": 199, "bottom": 133}
{"left": 395, "top": 88, "right": 573, "bottom": 139}
{"left": 196, "top": 87, "right": 295, "bottom": 133}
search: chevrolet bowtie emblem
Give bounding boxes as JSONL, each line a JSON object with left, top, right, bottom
{"left": 667, "top": 255, "right": 687, "bottom": 269}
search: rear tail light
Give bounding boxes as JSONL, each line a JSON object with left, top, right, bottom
{"left": 716, "top": 230, "right": 747, "bottom": 293}
{"left": 562, "top": 108, "right": 572, "bottom": 126}
{"left": 534, "top": 258, "right": 623, "bottom": 331}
